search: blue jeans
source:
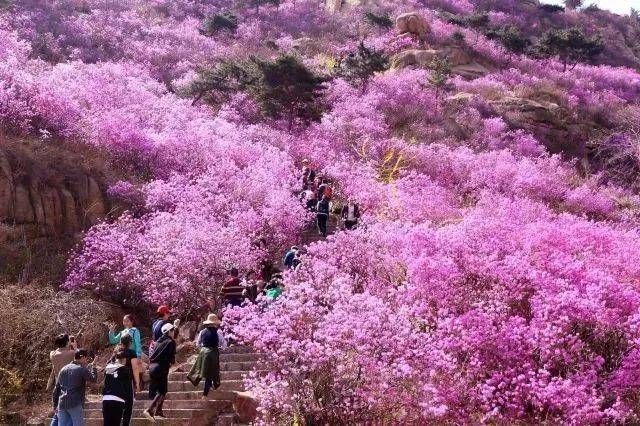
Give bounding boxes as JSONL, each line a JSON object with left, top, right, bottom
{"left": 57, "top": 404, "right": 84, "bottom": 426}
{"left": 50, "top": 413, "right": 58, "bottom": 426}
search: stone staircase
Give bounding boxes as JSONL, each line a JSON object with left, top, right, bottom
{"left": 299, "top": 214, "right": 339, "bottom": 246}
{"left": 45, "top": 346, "right": 260, "bottom": 426}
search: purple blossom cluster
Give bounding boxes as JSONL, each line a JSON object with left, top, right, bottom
{"left": 2, "top": 0, "right": 640, "bottom": 422}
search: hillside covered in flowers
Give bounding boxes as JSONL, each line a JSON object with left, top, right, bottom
{"left": 2, "top": 0, "right": 640, "bottom": 423}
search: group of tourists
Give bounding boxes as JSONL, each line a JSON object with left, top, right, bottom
{"left": 47, "top": 158, "right": 359, "bottom": 426}
{"left": 300, "top": 159, "right": 360, "bottom": 236}
{"left": 48, "top": 306, "right": 226, "bottom": 426}
{"left": 220, "top": 259, "right": 286, "bottom": 308}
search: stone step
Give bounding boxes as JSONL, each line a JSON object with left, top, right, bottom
{"left": 220, "top": 346, "right": 253, "bottom": 354}
{"left": 47, "top": 418, "right": 193, "bottom": 426}
{"left": 85, "top": 408, "right": 205, "bottom": 419}
{"left": 216, "top": 413, "right": 235, "bottom": 426}
{"left": 217, "top": 353, "right": 262, "bottom": 363}
{"left": 84, "top": 399, "right": 232, "bottom": 411}
{"left": 168, "top": 379, "right": 244, "bottom": 392}
{"left": 135, "top": 390, "right": 237, "bottom": 401}
{"left": 169, "top": 370, "right": 248, "bottom": 381}
{"left": 179, "top": 361, "right": 259, "bottom": 372}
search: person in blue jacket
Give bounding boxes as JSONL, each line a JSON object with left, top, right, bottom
{"left": 283, "top": 246, "right": 299, "bottom": 269}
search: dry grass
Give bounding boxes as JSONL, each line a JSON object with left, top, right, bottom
{"left": 0, "top": 283, "right": 124, "bottom": 409}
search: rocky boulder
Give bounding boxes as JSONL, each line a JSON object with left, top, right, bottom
{"left": 390, "top": 46, "right": 490, "bottom": 79}
{"left": 395, "top": 12, "right": 430, "bottom": 40}
{"left": 0, "top": 140, "right": 109, "bottom": 239}
{"left": 449, "top": 92, "right": 589, "bottom": 159}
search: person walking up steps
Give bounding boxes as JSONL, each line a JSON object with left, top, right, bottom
{"left": 317, "top": 195, "right": 330, "bottom": 237}
{"left": 144, "top": 323, "right": 176, "bottom": 421}
{"left": 188, "top": 314, "right": 227, "bottom": 401}
{"left": 152, "top": 306, "right": 171, "bottom": 343}
{"left": 301, "top": 159, "right": 316, "bottom": 190}
{"left": 102, "top": 350, "right": 132, "bottom": 426}
{"left": 150, "top": 305, "right": 180, "bottom": 356}
{"left": 52, "top": 349, "right": 97, "bottom": 426}
{"left": 115, "top": 334, "right": 139, "bottom": 426}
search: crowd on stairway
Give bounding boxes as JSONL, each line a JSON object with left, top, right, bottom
{"left": 46, "top": 160, "right": 360, "bottom": 425}
{"left": 47, "top": 306, "right": 228, "bottom": 425}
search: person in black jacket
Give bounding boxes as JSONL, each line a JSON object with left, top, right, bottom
{"left": 102, "top": 350, "right": 132, "bottom": 426}
{"left": 316, "top": 195, "right": 330, "bottom": 237}
{"left": 144, "top": 323, "right": 176, "bottom": 420}
{"left": 341, "top": 200, "right": 360, "bottom": 230}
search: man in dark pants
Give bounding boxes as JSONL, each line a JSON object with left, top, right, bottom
{"left": 341, "top": 200, "right": 360, "bottom": 230}
{"left": 316, "top": 195, "right": 330, "bottom": 237}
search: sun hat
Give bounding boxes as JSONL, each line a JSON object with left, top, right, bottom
{"left": 202, "top": 314, "right": 221, "bottom": 327}
{"left": 157, "top": 305, "right": 171, "bottom": 315}
{"left": 161, "top": 323, "right": 175, "bottom": 335}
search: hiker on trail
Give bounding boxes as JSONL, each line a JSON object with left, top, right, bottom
{"left": 242, "top": 270, "right": 259, "bottom": 303}
{"left": 323, "top": 182, "right": 334, "bottom": 200}
{"left": 52, "top": 349, "right": 97, "bottom": 426}
{"left": 292, "top": 250, "right": 302, "bottom": 270}
{"left": 316, "top": 178, "right": 328, "bottom": 200}
{"left": 102, "top": 350, "right": 132, "bottom": 426}
{"left": 150, "top": 306, "right": 180, "bottom": 355}
{"left": 316, "top": 195, "right": 330, "bottom": 237}
{"left": 115, "top": 334, "right": 140, "bottom": 426}
{"left": 152, "top": 306, "right": 172, "bottom": 343}
{"left": 283, "top": 246, "right": 299, "bottom": 269}
{"left": 257, "top": 260, "right": 277, "bottom": 291}
{"left": 108, "top": 314, "right": 142, "bottom": 358}
{"left": 48, "top": 334, "right": 77, "bottom": 426}
{"left": 265, "top": 277, "right": 284, "bottom": 302}
{"left": 221, "top": 267, "right": 243, "bottom": 307}
{"left": 341, "top": 199, "right": 360, "bottom": 230}
{"left": 144, "top": 323, "right": 176, "bottom": 421}
{"left": 188, "top": 314, "right": 227, "bottom": 401}
{"left": 301, "top": 159, "right": 316, "bottom": 190}
{"left": 47, "top": 334, "right": 77, "bottom": 392}
{"left": 300, "top": 186, "right": 317, "bottom": 211}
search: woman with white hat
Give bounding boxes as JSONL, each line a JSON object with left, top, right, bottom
{"left": 187, "top": 314, "right": 224, "bottom": 400}
{"left": 144, "top": 323, "right": 176, "bottom": 421}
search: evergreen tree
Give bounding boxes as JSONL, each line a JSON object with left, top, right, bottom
{"left": 364, "top": 11, "right": 393, "bottom": 28}
{"left": 200, "top": 12, "right": 238, "bottom": 36}
{"left": 250, "top": 55, "right": 326, "bottom": 127}
{"left": 338, "top": 42, "right": 389, "bottom": 88}
{"left": 486, "top": 26, "right": 530, "bottom": 55}
{"left": 536, "top": 27, "right": 604, "bottom": 71}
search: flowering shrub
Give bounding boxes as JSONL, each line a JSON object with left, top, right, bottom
{"left": 2, "top": 0, "right": 640, "bottom": 421}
